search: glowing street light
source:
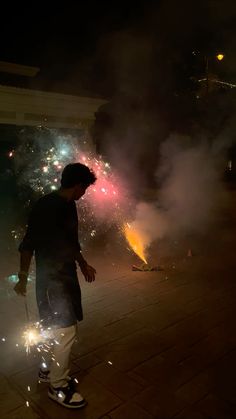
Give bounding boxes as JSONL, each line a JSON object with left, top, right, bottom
{"left": 205, "top": 52, "right": 224, "bottom": 96}
{"left": 216, "top": 53, "right": 224, "bottom": 61}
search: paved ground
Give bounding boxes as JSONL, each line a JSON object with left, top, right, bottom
{"left": 1, "top": 191, "right": 236, "bottom": 419}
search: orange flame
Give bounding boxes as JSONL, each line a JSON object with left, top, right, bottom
{"left": 123, "top": 222, "right": 147, "bottom": 264}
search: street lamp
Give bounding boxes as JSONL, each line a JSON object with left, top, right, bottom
{"left": 205, "top": 53, "right": 224, "bottom": 96}
{"left": 216, "top": 53, "right": 224, "bottom": 61}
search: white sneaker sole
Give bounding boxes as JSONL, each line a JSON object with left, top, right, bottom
{"left": 48, "top": 391, "right": 87, "bottom": 409}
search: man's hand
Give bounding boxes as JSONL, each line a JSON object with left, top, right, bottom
{"left": 14, "top": 273, "right": 28, "bottom": 296}
{"left": 80, "top": 263, "right": 96, "bottom": 283}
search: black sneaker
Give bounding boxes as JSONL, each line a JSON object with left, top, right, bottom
{"left": 48, "top": 385, "right": 87, "bottom": 409}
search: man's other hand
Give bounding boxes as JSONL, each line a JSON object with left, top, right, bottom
{"left": 14, "top": 274, "right": 28, "bottom": 296}
{"left": 80, "top": 264, "right": 96, "bottom": 283}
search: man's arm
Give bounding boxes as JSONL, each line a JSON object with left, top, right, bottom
{"left": 14, "top": 250, "right": 33, "bottom": 296}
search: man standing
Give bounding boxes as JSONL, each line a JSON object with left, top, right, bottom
{"left": 14, "top": 163, "right": 97, "bottom": 409}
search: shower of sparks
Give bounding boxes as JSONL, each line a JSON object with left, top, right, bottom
{"left": 12, "top": 129, "right": 130, "bottom": 245}
{"left": 23, "top": 326, "right": 42, "bottom": 354}
{"left": 123, "top": 222, "right": 148, "bottom": 264}
{"left": 13, "top": 134, "right": 125, "bottom": 213}
{"left": 22, "top": 321, "right": 55, "bottom": 355}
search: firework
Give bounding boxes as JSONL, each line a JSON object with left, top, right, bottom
{"left": 12, "top": 129, "right": 131, "bottom": 246}
{"left": 123, "top": 222, "right": 148, "bottom": 264}
{"left": 23, "top": 325, "right": 42, "bottom": 354}
{"left": 22, "top": 321, "right": 56, "bottom": 355}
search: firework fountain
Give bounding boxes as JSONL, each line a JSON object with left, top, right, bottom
{"left": 10, "top": 127, "right": 153, "bottom": 265}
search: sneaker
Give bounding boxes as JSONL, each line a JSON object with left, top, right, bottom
{"left": 48, "top": 385, "right": 87, "bottom": 409}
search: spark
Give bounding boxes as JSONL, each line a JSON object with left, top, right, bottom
{"left": 26, "top": 401, "right": 29, "bottom": 407}
{"left": 23, "top": 323, "right": 54, "bottom": 355}
{"left": 108, "top": 361, "right": 113, "bottom": 365}
{"left": 27, "top": 386, "right": 31, "bottom": 391}
{"left": 23, "top": 327, "right": 41, "bottom": 354}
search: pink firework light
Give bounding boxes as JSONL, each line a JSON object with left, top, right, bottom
{"left": 75, "top": 153, "right": 128, "bottom": 221}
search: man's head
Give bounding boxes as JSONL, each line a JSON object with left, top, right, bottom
{"left": 61, "top": 163, "right": 96, "bottom": 200}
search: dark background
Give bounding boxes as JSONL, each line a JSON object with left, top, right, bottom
{"left": 0, "top": 0, "right": 236, "bottom": 247}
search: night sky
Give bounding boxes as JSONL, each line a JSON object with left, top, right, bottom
{"left": 1, "top": 0, "right": 235, "bottom": 98}
{"left": 1, "top": 0, "right": 236, "bottom": 178}
{"left": 0, "top": 0, "right": 236, "bottom": 243}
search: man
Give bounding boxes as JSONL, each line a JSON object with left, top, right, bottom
{"left": 14, "top": 163, "right": 97, "bottom": 409}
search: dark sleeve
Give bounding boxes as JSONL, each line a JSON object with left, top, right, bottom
{"left": 18, "top": 205, "right": 38, "bottom": 253}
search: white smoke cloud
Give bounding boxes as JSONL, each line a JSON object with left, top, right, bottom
{"left": 128, "top": 134, "right": 227, "bottom": 251}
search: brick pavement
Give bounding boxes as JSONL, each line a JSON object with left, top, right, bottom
{"left": 1, "top": 194, "right": 236, "bottom": 418}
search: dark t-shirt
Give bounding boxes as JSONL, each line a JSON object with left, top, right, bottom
{"left": 19, "top": 192, "right": 83, "bottom": 327}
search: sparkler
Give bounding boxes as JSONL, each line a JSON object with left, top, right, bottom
{"left": 24, "top": 297, "right": 29, "bottom": 322}
{"left": 23, "top": 321, "right": 56, "bottom": 355}
{"left": 22, "top": 296, "right": 55, "bottom": 355}
{"left": 23, "top": 326, "right": 42, "bottom": 354}
{"left": 23, "top": 297, "right": 42, "bottom": 354}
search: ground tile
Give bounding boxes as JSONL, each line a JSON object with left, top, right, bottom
{"left": 89, "top": 361, "right": 144, "bottom": 400}
{"left": 0, "top": 374, "right": 27, "bottom": 415}
{"left": 3, "top": 403, "right": 42, "bottom": 419}
{"left": 109, "top": 402, "right": 154, "bottom": 419}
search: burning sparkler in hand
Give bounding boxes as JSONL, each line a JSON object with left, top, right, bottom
{"left": 23, "top": 324, "right": 42, "bottom": 354}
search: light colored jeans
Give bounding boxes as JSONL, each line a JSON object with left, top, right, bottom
{"left": 42, "top": 323, "right": 77, "bottom": 388}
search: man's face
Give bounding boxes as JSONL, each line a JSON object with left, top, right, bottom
{"left": 73, "top": 184, "right": 88, "bottom": 200}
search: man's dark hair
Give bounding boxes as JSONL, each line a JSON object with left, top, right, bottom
{"left": 61, "top": 163, "right": 96, "bottom": 188}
